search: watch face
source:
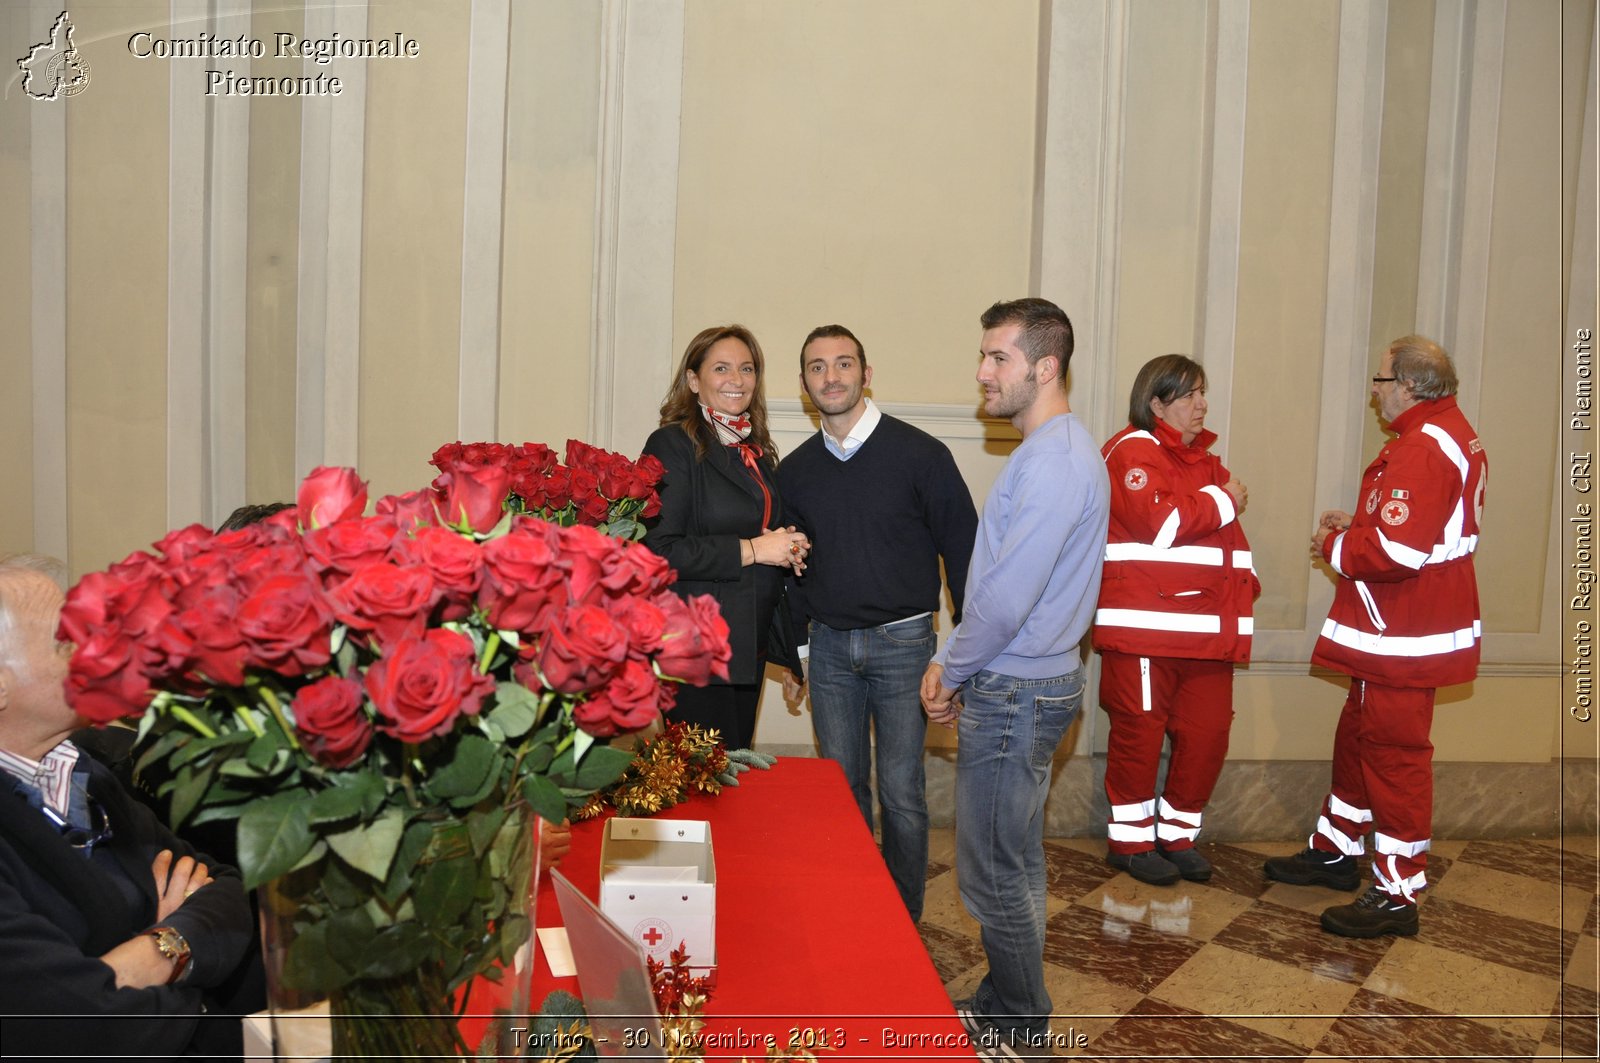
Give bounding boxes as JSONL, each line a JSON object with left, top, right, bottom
{"left": 152, "top": 927, "right": 189, "bottom": 959}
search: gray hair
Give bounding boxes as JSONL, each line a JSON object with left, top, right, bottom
{"left": 1388, "top": 335, "right": 1458, "bottom": 400}
{"left": 0, "top": 555, "right": 67, "bottom": 676}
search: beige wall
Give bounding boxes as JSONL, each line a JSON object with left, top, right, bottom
{"left": 0, "top": 1, "right": 1588, "bottom": 770}
{"left": 674, "top": 0, "right": 1039, "bottom": 407}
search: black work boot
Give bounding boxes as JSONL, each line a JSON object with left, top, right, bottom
{"left": 1263, "top": 846, "right": 1360, "bottom": 890}
{"left": 1320, "top": 885, "right": 1419, "bottom": 938}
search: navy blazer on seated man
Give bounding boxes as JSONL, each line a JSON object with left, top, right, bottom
{"left": 0, "top": 559, "right": 258, "bottom": 1061}
{"left": 0, "top": 758, "right": 258, "bottom": 1059}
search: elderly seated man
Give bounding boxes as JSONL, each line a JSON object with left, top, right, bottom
{"left": 0, "top": 555, "right": 259, "bottom": 1059}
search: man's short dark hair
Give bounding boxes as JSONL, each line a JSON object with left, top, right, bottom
{"left": 800, "top": 324, "right": 866, "bottom": 371}
{"left": 979, "top": 298, "right": 1074, "bottom": 386}
{"left": 217, "top": 502, "right": 293, "bottom": 533}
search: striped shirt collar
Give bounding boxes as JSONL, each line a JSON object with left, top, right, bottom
{"left": 0, "top": 740, "right": 81, "bottom": 819}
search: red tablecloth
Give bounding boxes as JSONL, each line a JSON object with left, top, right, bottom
{"left": 517, "top": 756, "right": 975, "bottom": 1060}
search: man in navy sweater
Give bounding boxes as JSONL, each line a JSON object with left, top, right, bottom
{"left": 921, "top": 299, "right": 1109, "bottom": 1057}
{"left": 777, "top": 325, "right": 977, "bottom": 924}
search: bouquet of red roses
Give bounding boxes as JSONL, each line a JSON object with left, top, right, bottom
{"left": 427, "top": 438, "right": 665, "bottom": 540}
{"left": 59, "top": 463, "right": 728, "bottom": 1058}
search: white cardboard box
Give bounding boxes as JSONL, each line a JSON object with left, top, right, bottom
{"left": 598, "top": 818, "right": 716, "bottom": 973}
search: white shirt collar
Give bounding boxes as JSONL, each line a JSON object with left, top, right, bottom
{"left": 823, "top": 398, "right": 882, "bottom": 460}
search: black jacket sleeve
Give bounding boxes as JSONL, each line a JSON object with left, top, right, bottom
{"left": 641, "top": 427, "right": 743, "bottom": 583}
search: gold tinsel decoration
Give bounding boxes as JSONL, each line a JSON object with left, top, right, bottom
{"left": 575, "top": 722, "right": 730, "bottom": 820}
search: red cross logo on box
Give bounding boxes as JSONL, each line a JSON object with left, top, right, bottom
{"left": 633, "top": 917, "right": 672, "bottom": 954}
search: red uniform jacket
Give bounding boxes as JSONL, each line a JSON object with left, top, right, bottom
{"left": 1093, "top": 420, "right": 1259, "bottom": 663}
{"left": 1312, "top": 396, "right": 1486, "bottom": 688}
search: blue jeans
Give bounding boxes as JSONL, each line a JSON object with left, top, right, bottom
{"left": 956, "top": 667, "right": 1084, "bottom": 1042}
{"left": 807, "top": 616, "right": 933, "bottom": 922}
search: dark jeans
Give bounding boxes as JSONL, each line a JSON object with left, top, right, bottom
{"left": 807, "top": 616, "right": 933, "bottom": 922}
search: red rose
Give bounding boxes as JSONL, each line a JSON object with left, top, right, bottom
{"left": 558, "top": 524, "right": 632, "bottom": 604}
{"left": 536, "top": 466, "right": 572, "bottom": 512}
{"left": 329, "top": 563, "right": 435, "bottom": 647}
{"left": 226, "top": 542, "right": 313, "bottom": 597}
{"left": 479, "top": 522, "right": 566, "bottom": 633}
{"left": 611, "top": 595, "right": 667, "bottom": 658}
{"left": 567, "top": 466, "right": 608, "bottom": 523}
{"left": 59, "top": 571, "right": 125, "bottom": 648}
{"left": 429, "top": 442, "right": 465, "bottom": 470}
{"left": 153, "top": 524, "right": 216, "bottom": 565}
{"left": 614, "top": 540, "right": 675, "bottom": 596}
{"left": 293, "top": 676, "right": 372, "bottom": 767}
{"left": 305, "top": 516, "right": 401, "bottom": 586}
{"left": 375, "top": 489, "right": 440, "bottom": 533}
{"left": 179, "top": 586, "right": 250, "bottom": 686}
{"left": 392, "top": 525, "right": 483, "bottom": 619}
{"left": 634, "top": 454, "right": 665, "bottom": 518}
{"left": 297, "top": 466, "right": 369, "bottom": 529}
{"left": 517, "top": 442, "right": 558, "bottom": 475}
{"left": 64, "top": 632, "right": 149, "bottom": 723}
{"left": 138, "top": 613, "right": 196, "bottom": 681}
{"left": 238, "top": 573, "right": 335, "bottom": 675}
{"left": 364, "top": 629, "right": 493, "bottom": 743}
{"left": 434, "top": 463, "right": 512, "bottom": 534}
{"left": 573, "top": 658, "right": 664, "bottom": 737}
{"left": 460, "top": 442, "right": 508, "bottom": 466}
{"left": 532, "top": 603, "right": 629, "bottom": 693}
{"left": 654, "top": 592, "right": 731, "bottom": 686}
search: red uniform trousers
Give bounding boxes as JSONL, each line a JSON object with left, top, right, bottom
{"left": 1310, "top": 678, "right": 1435, "bottom": 902}
{"left": 1100, "top": 651, "right": 1234, "bottom": 855}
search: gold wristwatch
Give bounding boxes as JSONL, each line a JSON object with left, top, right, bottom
{"left": 146, "top": 925, "right": 191, "bottom": 984}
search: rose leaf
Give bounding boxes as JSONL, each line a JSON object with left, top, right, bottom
{"left": 237, "top": 793, "right": 315, "bottom": 889}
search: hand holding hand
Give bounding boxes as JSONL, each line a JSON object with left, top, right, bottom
{"left": 1311, "top": 510, "right": 1351, "bottom": 558}
{"left": 751, "top": 527, "right": 811, "bottom": 572}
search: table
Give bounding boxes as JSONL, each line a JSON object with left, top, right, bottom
{"left": 514, "top": 756, "right": 976, "bottom": 1060}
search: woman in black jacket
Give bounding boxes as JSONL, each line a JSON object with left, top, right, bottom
{"left": 641, "top": 324, "right": 809, "bottom": 748}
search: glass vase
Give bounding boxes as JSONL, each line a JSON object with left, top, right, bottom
{"left": 256, "top": 804, "right": 543, "bottom": 1061}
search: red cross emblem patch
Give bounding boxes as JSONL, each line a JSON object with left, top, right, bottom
{"left": 1124, "top": 467, "right": 1148, "bottom": 491}
{"left": 1365, "top": 489, "right": 1379, "bottom": 514}
{"left": 1380, "top": 499, "right": 1410, "bottom": 526}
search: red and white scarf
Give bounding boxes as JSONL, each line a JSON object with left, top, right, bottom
{"left": 701, "top": 404, "right": 753, "bottom": 446}
{"left": 700, "top": 405, "right": 771, "bottom": 527}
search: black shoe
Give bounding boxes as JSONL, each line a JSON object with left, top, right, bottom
{"left": 1263, "top": 846, "right": 1360, "bottom": 890}
{"left": 1107, "top": 849, "right": 1181, "bottom": 886}
{"left": 1159, "top": 845, "right": 1213, "bottom": 882}
{"left": 1320, "top": 885, "right": 1419, "bottom": 938}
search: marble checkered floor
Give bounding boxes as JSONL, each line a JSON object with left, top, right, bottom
{"left": 917, "top": 831, "right": 1599, "bottom": 1059}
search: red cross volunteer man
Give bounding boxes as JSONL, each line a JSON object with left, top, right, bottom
{"left": 1265, "top": 334, "right": 1487, "bottom": 938}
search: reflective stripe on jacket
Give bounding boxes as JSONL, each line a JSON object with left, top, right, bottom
{"left": 1093, "top": 421, "right": 1259, "bottom": 663}
{"left": 1312, "top": 396, "right": 1486, "bottom": 688}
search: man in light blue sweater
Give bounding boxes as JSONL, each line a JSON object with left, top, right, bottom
{"left": 920, "top": 298, "right": 1110, "bottom": 1057}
